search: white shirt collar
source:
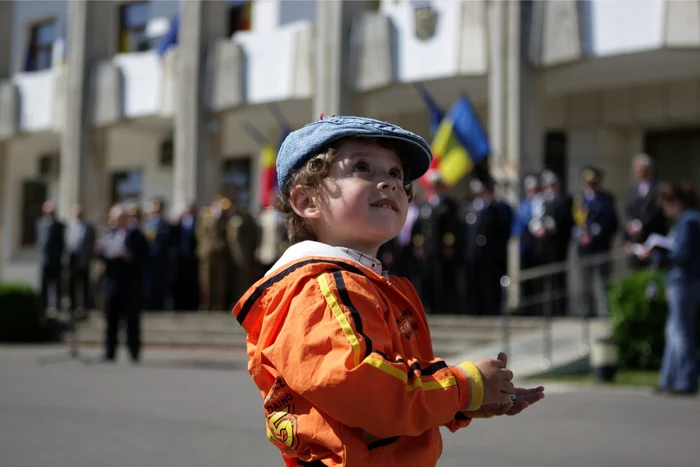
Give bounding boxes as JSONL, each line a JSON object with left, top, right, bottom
{"left": 266, "top": 241, "right": 386, "bottom": 278}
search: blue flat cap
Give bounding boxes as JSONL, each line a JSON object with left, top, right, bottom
{"left": 276, "top": 116, "right": 433, "bottom": 189}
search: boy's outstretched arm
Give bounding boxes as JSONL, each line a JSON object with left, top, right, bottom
{"left": 263, "top": 270, "right": 511, "bottom": 440}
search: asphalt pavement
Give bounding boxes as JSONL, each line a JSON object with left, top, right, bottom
{"left": 1, "top": 345, "right": 698, "bottom": 467}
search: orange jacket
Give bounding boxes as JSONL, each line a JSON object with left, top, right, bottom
{"left": 232, "top": 257, "right": 486, "bottom": 466}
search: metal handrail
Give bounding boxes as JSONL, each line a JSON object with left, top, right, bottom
{"left": 500, "top": 247, "right": 631, "bottom": 372}
{"left": 517, "top": 248, "right": 628, "bottom": 283}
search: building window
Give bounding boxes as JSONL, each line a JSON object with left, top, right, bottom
{"left": 111, "top": 170, "right": 144, "bottom": 206}
{"left": 544, "top": 131, "right": 568, "bottom": 195}
{"left": 25, "top": 19, "right": 56, "bottom": 72}
{"left": 222, "top": 157, "right": 252, "bottom": 208}
{"left": 227, "top": 1, "right": 252, "bottom": 36}
{"left": 20, "top": 180, "right": 48, "bottom": 247}
{"left": 118, "top": 1, "right": 151, "bottom": 53}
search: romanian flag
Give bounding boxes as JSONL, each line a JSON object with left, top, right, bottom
{"left": 259, "top": 126, "right": 290, "bottom": 208}
{"left": 430, "top": 96, "right": 490, "bottom": 187}
{"left": 259, "top": 143, "right": 278, "bottom": 208}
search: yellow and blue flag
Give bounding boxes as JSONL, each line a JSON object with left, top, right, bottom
{"left": 431, "top": 95, "right": 490, "bottom": 186}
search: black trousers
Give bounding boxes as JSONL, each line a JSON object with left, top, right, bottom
{"left": 172, "top": 257, "right": 200, "bottom": 311}
{"left": 40, "top": 264, "right": 62, "bottom": 311}
{"left": 69, "top": 255, "right": 92, "bottom": 311}
{"left": 104, "top": 292, "right": 142, "bottom": 361}
{"left": 519, "top": 253, "right": 542, "bottom": 316}
{"left": 466, "top": 259, "right": 505, "bottom": 316}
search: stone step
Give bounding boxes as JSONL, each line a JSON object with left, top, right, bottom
{"left": 76, "top": 313, "right": 547, "bottom": 332}
{"left": 72, "top": 313, "right": 551, "bottom": 352}
{"left": 75, "top": 328, "right": 247, "bottom": 348}
{"left": 73, "top": 329, "right": 501, "bottom": 358}
{"left": 76, "top": 321, "right": 534, "bottom": 342}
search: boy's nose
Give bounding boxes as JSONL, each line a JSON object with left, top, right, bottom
{"left": 378, "top": 180, "right": 397, "bottom": 191}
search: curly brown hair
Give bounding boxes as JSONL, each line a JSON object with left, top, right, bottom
{"left": 275, "top": 137, "right": 415, "bottom": 244}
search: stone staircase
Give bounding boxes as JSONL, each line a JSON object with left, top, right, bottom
{"left": 72, "top": 312, "right": 547, "bottom": 358}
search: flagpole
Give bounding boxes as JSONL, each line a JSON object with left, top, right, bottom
{"left": 241, "top": 122, "right": 269, "bottom": 146}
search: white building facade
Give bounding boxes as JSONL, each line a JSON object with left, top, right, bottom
{"left": 1, "top": 0, "right": 699, "bottom": 290}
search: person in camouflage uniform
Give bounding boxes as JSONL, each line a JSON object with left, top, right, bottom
{"left": 197, "top": 194, "right": 235, "bottom": 311}
{"left": 227, "top": 197, "right": 261, "bottom": 302}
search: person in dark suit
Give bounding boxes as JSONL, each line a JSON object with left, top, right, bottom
{"left": 66, "top": 203, "right": 96, "bottom": 315}
{"left": 97, "top": 204, "right": 148, "bottom": 363}
{"left": 535, "top": 170, "right": 574, "bottom": 316}
{"left": 391, "top": 192, "right": 424, "bottom": 289}
{"left": 143, "top": 198, "right": 174, "bottom": 311}
{"left": 462, "top": 178, "right": 513, "bottom": 316}
{"left": 411, "top": 175, "right": 463, "bottom": 314}
{"left": 36, "top": 200, "right": 65, "bottom": 314}
{"left": 623, "top": 154, "right": 667, "bottom": 269}
{"left": 171, "top": 202, "right": 200, "bottom": 311}
{"left": 573, "top": 166, "right": 619, "bottom": 317}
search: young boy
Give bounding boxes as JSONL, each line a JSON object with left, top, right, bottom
{"left": 232, "top": 116, "right": 544, "bottom": 466}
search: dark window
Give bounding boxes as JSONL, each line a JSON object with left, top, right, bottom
{"left": 159, "top": 139, "right": 174, "bottom": 167}
{"left": 543, "top": 131, "right": 568, "bottom": 194}
{"left": 119, "top": 1, "right": 151, "bottom": 53}
{"left": 21, "top": 180, "right": 48, "bottom": 247}
{"left": 111, "top": 170, "right": 144, "bottom": 206}
{"left": 644, "top": 128, "right": 700, "bottom": 188}
{"left": 227, "top": 1, "right": 252, "bottom": 36}
{"left": 222, "top": 157, "right": 252, "bottom": 208}
{"left": 26, "top": 20, "right": 56, "bottom": 72}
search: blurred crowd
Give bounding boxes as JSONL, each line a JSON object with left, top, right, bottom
{"left": 33, "top": 153, "right": 694, "bottom": 320}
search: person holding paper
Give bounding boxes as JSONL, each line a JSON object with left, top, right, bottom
{"left": 636, "top": 181, "right": 700, "bottom": 396}
{"left": 624, "top": 154, "right": 667, "bottom": 269}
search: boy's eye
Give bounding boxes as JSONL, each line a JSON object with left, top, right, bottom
{"left": 353, "top": 161, "right": 370, "bottom": 172}
{"left": 390, "top": 168, "right": 403, "bottom": 179}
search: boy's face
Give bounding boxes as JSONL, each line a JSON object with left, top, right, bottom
{"left": 302, "top": 139, "right": 409, "bottom": 256}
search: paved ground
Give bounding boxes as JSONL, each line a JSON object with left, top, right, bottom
{"left": 1, "top": 345, "right": 699, "bottom": 467}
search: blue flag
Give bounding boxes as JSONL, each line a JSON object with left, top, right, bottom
{"left": 157, "top": 15, "right": 179, "bottom": 57}
{"left": 448, "top": 95, "right": 490, "bottom": 163}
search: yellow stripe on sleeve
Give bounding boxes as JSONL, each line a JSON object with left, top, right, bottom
{"left": 317, "top": 273, "right": 362, "bottom": 367}
{"left": 365, "top": 356, "right": 457, "bottom": 392}
{"left": 458, "top": 362, "right": 485, "bottom": 411}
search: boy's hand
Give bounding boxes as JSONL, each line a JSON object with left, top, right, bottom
{"left": 474, "top": 352, "right": 514, "bottom": 405}
{"left": 480, "top": 386, "right": 545, "bottom": 417}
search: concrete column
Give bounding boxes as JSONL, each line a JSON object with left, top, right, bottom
{"left": 0, "top": 2, "right": 12, "bottom": 280}
{"left": 504, "top": 0, "right": 522, "bottom": 204}
{"left": 84, "top": 130, "right": 110, "bottom": 225}
{"left": 173, "top": 0, "right": 228, "bottom": 213}
{"left": 0, "top": 143, "right": 6, "bottom": 280}
{"left": 0, "top": 1, "right": 12, "bottom": 77}
{"left": 487, "top": 0, "right": 506, "bottom": 166}
{"left": 204, "top": 118, "right": 223, "bottom": 206}
{"left": 58, "top": 0, "right": 113, "bottom": 220}
{"left": 314, "top": 1, "right": 377, "bottom": 118}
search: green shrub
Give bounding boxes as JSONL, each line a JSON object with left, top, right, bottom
{"left": 0, "top": 282, "right": 54, "bottom": 342}
{"left": 608, "top": 268, "right": 700, "bottom": 370}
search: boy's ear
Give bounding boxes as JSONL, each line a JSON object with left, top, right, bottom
{"left": 289, "top": 186, "right": 321, "bottom": 220}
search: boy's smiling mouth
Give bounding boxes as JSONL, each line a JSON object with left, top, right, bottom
{"left": 370, "top": 199, "right": 399, "bottom": 212}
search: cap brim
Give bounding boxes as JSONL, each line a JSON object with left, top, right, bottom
{"left": 354, "top": 134, "right": 432, "bottom": 182}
